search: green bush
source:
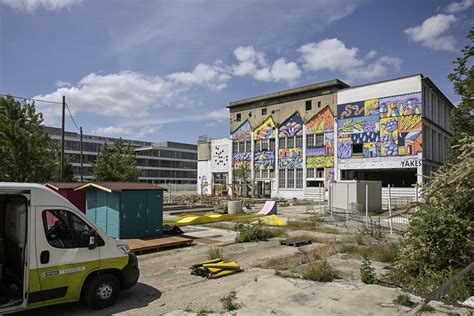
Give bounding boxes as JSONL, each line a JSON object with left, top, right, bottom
{"left": 360, "top": 255, "right": 376, "bottom": 284}
{"left": 234, "top": 222, "right": 286, "bottom": 243}
{"left": 394, "top": 293, "right": 415, "bottom": 307}
{"left": 207, "top": 247, "right": 223, "bottom": 260}
{"left": 302, "top": 260, "right": 339, "bottom": 282}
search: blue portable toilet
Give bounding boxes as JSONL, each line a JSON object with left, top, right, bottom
{"left": 75, "top": 182, "right": 165, "bottom": 239}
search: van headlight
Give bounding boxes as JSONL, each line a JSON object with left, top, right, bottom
{"left": 117, "top": 244, "right": 130, "bottom": 255}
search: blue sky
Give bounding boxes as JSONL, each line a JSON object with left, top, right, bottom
{"left": 0, "top": 0, "right": 472, "bottom": 143}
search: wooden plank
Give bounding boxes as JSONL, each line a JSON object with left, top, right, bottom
{"left": 280, "top": 238, "right": 312, "bottom": 247}
{"left": 125, "top": 234, "right": 193, "bottom": 254}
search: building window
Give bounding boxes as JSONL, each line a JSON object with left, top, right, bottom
{"left": 262, "top": 108, "right": 267, "bottom": 115}
{"left": 287, "top": 169, "right": 295, "bottom": 188}
{"left": 295, "top": 136, "right": 303, "bottom": 147}
{"left": 269, "top": 139, "right": 275, "bottom": 151}
{"left": 287, "top": 137, "right": 294, "bottom": 148}
{"left": 352, "top": 144, "right": 363, "bottom": 154}
{"left": 279, "top": 138, "right": 286, "bottom": 149}
{"left": 236, "top": 113, "right": 241, "bottom": 122}
{"left": 305, "top": 100, "right": 312, "bottom": 111}
{"left": 316, "top": 168, "right": 324, "bottom": 178}
{"left": 317, "top": 101, "right": 321, "bottom": 108}
{"left": 307, "top": 134, "right": 315, "bottom": 147}
{"left": 296, "top": 169, "right": 303, "bottom": 188}
{"left": 279, "top": 169, "right": 286, "bottom": 188}
{"left": 307, "top": 168, "right": 315, "bottom": 178}
{"left": 315, "top": 133, "right": 324, "bottom": 146}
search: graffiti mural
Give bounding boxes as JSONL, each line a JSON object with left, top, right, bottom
{"left": 363, "top": 142, "right": 380, "bottom": 158}
{"left": 199, "top": 175, "right": 209, "bottom": 194}
{"left": 324, "top": 168, "right": 334, "bottom": 189}
{"left": 232, "top": 120, "right": 252, "bottom": 141}
{"left": 254, "top": 151, "right": 275, "bottom": 170}
{"left": 398, "top": 115, "right": 422, "bottom": 155}
{"left": 337, "top": 91, "right": 423, "bottom": 159}
{"left": 254, "top": 117, "right": 276, "bottom": 140}
{"left": 307, "top": 146, "right": 326, "bottom": 156}
{"left": 324, "top": 132, "right": 334, "bottom": 155}
{"left": 279, "top": 112, "right": 303, "bottom": 138}
{"left": 337, "top": 139, "right": 352, "bottom": 159}
{"left": 233, "top": 152, "right": 251, "bottom": 161}
{"left": 307, "top": 156, "right": 334, "bottom": 168}
{"left": 379, "top": 92, "right": 422, "bottom": 118}
{"left": 306, "top": 107, "right": 334, "bottom": 134}
{"left": 232, "top": 160, "right": 251, "bottom": 171}
{"left": 279, "top": 148, "right": 303, "bottom": 169}
{"left": 380, "top": 117, "right": 399, "bottom": 156}
{"left": 338, "top": 101, "right": 365, "bottom": 119}
{"left": 364, "top": 99, "right": 380, "bottom": 116}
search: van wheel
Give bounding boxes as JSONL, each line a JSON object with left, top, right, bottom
{"left": 83, "top": 274, "right": 120, "bottom": 309}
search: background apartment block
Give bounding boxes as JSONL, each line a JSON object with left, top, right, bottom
{"left": 45, "top": 126, "right": 198, "bottom": 185}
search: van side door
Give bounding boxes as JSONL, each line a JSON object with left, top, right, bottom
{"left": 31, "top": 207, "right": 100, "bottom": 305}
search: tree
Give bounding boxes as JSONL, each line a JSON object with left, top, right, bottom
{"left": 0, "top": 96, "right": 57, "bottom": 182}
{"left": 92, "top": 138, "right": 140, "bottom": 181}
{"left": 447, "top": 28, "right": 474, "bottom": 162}
{"left": 391, "top": 136, "right": 473, "bottom": 301}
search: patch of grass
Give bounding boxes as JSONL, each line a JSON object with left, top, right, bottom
{"left": 340, "top": 242, "right": 399, "bottom": 263}
{"left": 394, "top": 293, "right": 415, "bottom": 308}
{"left": 286, "top": 215, "right": 325, "bottom": 231}
{"left": 234, "top": 222, "right": 287, "bottom": 243}
{"left": 302, "top": 260, "right": 339, "bottom": 282}
{"left": 221, "top": 291, "right": 240, "bottom": 311}
{"left": 207, "top": 247, "right": 223, "bottom": 260}
{"left": 360, "top": 255, "right": 376, "bottom": 284}
{"left": 318, "top": 226, "right": 341, "bottom": 234}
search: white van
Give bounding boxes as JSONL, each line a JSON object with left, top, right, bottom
{"left": 0, "top": 183, "right": 139, "bottom": 313}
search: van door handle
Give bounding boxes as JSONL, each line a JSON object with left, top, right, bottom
{"left": 40, "top": 251, "right": 50, "bottom": 264}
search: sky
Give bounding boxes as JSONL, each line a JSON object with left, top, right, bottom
{"left": 0, "top": 0, "right": 472, "bottom": 144}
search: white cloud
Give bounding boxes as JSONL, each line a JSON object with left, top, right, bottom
{"left": 0, "top": 0, "right": 81, "bottom": 12}
{"left": 404, "top": 14, "right": 457, "bottom": 51}
{"left": 55, "top": 80, "right": 71, "bottom": 88}
{"left": 298, "top": 38, "right": 401, "bottom": 81}
{"left": 447, "top": 0, "right": 473, "bottom": 13}
{"left": 167, "top": 61, "right": 231, "bottom": 91}
{"left": 232, "top": 46, "right": 301, "bottom": 84}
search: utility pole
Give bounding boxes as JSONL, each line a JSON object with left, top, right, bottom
{"left": 80, "top": 127, "right": 83, "bottom": 182}
{"left": 60, "top": 96, "right": 65, "bottom": 182}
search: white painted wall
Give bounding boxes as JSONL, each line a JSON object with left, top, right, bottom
{"left": 338, "top": 75, "right": 422, "bottom": 104}
{"left": 211, "top": 138, "right": 231, "bottom": 172}
{"left": 197, "top": 160, "right": 212, "bottom": 195}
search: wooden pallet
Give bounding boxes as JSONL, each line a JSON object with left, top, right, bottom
{"left": 125, "top": 234, "right": 193, "bottom": 255}
{"left": 280, "top": 238, "right": 312, "bottom": 247}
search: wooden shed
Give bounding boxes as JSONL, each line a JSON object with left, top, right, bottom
{"left": 75, "top": 182, "right": 165, "bottom": 239}
{"left": 44, "top": 182, "right": 86, "bottom": 212}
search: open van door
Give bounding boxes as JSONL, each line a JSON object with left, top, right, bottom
{"left": 0, "top": 194, "right": 30, "bottom": 314}
{"left": 32, "top": 206, "right": 100, "bottom": 305}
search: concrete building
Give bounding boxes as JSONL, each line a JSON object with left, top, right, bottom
{"left": 222, "top": 74, "right": 453, "bottom": 200}
{"left": 45, "top": 126, "right": 197, "bottom": 184}
{"left": 197, "top": 136, "right": 232, "bottom": 195}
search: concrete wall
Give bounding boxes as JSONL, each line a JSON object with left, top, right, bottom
{"left": 197, "top": 160, "right": 212, "bottom": 195}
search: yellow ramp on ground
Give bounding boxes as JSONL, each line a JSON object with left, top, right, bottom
{"left": 251, "top": 214, "right": 287, "bottom": 226}
{"left": 165, "top": 212, "right": 264, "bottom": 226}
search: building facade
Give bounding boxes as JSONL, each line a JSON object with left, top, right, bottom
{"left": 197, "top": 136, "right": 232, "bottom": 195}
{"left": 221, "top": 74, "right": 453, "bottom": 200}
{"left": 45, "top": 126, "right": 197, "bottom": 184}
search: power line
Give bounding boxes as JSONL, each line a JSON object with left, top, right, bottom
{"left": 0, "top": 93, "right": 63, "bottom": 105}
{"left": 1, "top": 92, "right": 82, "bottom": 132}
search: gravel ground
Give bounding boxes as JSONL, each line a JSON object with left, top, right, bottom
{"left": 14, "top": 205, "right": 471, "bottom": 315}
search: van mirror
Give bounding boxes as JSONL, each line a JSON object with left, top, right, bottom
{"left": 88, "top": 229, "right": 97, "bottom": 250}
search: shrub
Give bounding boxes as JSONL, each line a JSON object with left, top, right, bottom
{"left": 221, "top": 291, "right": 240, "bottom": 311}
{"left": 394, "top": 293, "right": 415, "bottom": 308}
{"left": 302, "top": 260, "right": 339, "bottom": 282}
{"left": 207, "top": 247, "right": 223, "bottom": 260}
{"left": 360, "top": 255, "right": 376, "bottom": 284}
{"left": 234, "top": 222, "right": 286, "bottom": 243}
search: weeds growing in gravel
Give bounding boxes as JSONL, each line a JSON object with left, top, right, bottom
{"left": 234, "top": 222, "right": 286, "bottom": 243}
{"left": 394, "top": 293, "right": 415, "bottom": 308}
{"left": 360, "top": 255, "right": 376, "bottom": 284}
{"left": 207, "top": 247, "right": 223, "bottom": 260}
{"left": 302, "top": 260, "right": 339, "bottom": 282}
{"left": 221, "top": 291, "right": 240, "bottom": 311}
{"left": 340, "top": 242, "right": 399, "bottom": 263}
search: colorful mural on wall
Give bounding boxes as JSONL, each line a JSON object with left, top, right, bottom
{"left": 307, "top": 156, "right": 334, "bottom": 168}
{"left": 338, "top": 101, "right": 365, "bottom": 119}
{"left": 233, "top": 152, "right": 251, "bottom": 161}
{"left": 254, "top": 117, "right": 276, "bottom": 140}
{"left": 324, "top": 168, "right": 334, "bottom": 189}
{"left": 379, "top": 92, "right": 422, "bottom": 118}
{"left": 279, "top": 147, "right": 303, "bottom": 169}
{"left": 232, "top": 160, "right": 251, "bottom": 172}
{"left": 337, "top": 92, "right": 422, "bottom": 159}
{"left": 199, "top": 175, "right": 209, "bottom": 194}
{"left": 306, "top": 107, "right": 334, "bottom": 134}
{"left": 325, "top": 133, "right": 335, "bottom": 156}
{"left": 232, "top": 120, "right": 252, "bottom": 141}
{"left": 307, "top": 146, "right": 326, "bottom": 156}
{"left": 279, "top": 112, "right": 303, "bottom": 138}
{"left": 254, "top": 151, "right": 275, "bottom": 170}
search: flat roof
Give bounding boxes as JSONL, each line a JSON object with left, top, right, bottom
{"left": 228, "top": 79, "right": 349, "bottom": 108}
